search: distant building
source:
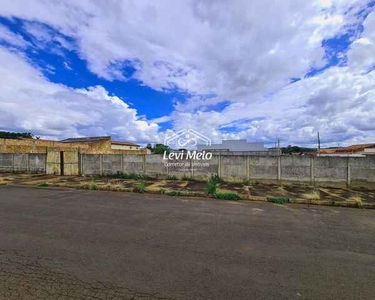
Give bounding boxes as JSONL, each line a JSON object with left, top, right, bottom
{"left": 1, "top": 136, "right": 147, "bottom": 154}
{"left": 364, "top": 148, "right": 375, "bottom": 156}
{"left": 197, "top": 139, "right": 280, "bottom": 156}
{"left": 61, "top": 136, "right": 141, "bottom": 151}
{"left": 318, "top": 143, "right": 375, "bottom": 157}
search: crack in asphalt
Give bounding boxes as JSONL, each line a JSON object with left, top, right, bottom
{"left": 0, "top": 250, "right": 176, "bottom": 300}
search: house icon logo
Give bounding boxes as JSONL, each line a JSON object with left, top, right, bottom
{"left": 164, "top": 129, "right": 211, "bottom": 148}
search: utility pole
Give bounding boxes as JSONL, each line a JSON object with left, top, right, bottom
{"left": 317, "top": 132, "right": 321, "bottom": 156}
{"left": 277, "top": 138, "right": 280, "bottom": 155}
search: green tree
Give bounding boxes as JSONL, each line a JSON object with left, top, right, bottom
{"left": 0, "top": 131, "right": 34, "bottom": 139}
{"left": 152, "top": 144, "right": 171, "bottom": 154}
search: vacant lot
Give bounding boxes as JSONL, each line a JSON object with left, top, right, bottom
{"left": 0, "top": 186, "right": 375, "bottom": 299}
{"left": 1, "top": 173, "right": 375, "bottom": 208}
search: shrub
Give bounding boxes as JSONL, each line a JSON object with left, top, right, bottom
{"left": 89, "top": 182, "right": 98, "bottom": 190}
{"left": 209, "top": 174, "right": 223, "bottom": 185}
{"left": 167, "top": 175, "right": 177, "bottom": 180}
{"left": 268, "top": 197, "right": 289, "bottom": 204}
{"left": 38, "top": 182, "right": 48, "bottom": 187}
{"left": 206, "top": 181, "right": 217, "bottom": 195}
{"left": 158, "top": 188, "right": 166, "bottom": 194}
{"left": 215, "top": 192, "right": 241, "bottom": 201}
{"left": 133, "top": 182, "right": 146, "bottom": 193}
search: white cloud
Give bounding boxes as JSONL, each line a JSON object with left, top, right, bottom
{"left": 348, "top": 10, "right": 375, "bottom": 71}
{"left": 0, "top": 23, "right": 29, "bottom": 48}
{"left": 0, "top": 0, "right": 374, "bottom": 146}
{"left": 0, "top": 47, "right": 159, "bottom": 143}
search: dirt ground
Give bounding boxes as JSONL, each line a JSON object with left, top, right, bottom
{"left": 1, "top": 173, "right": 374, "bottom": 208}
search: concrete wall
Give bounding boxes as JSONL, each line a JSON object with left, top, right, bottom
{"left": 78, "top": 154, "right": 375, "bottom": 187}
{"left": 2, "top": 152, "right": 375, "bottom": 188}
{"left": 0, "top": 153, "right": 46, "bottom": 173}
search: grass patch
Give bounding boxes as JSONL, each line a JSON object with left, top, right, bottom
{"left": 206, "top": 173, "right": 223, "bottom": 195}
{"left": 133, "top": 182, "right": 146, "bottom": 193}
{"left": 206, "top": 181, "right": 217, "bottom": 195}
{"left": 166, "top": 175, "right": 177, "bottom": 180}
{"left": 215, "top": 192, "right": 241, "bottom": 201}
{"left": 157, "top": 188, "right": 166, "bottom": 194}
{"left": 268, "top": 197, "right": 289, "bottom": 204}
{"left": 38, "top": 182, "right": 48, "bottom": 187}
{"left": 89, "top": 181, "right": 98, "bottom": 190}
{"left": 302, "top": 191, "right": 320, "bottom": 200}
{"left": 348, "top": 196, "right": 363, "bottom": 206}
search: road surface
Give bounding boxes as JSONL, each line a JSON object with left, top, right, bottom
{"left": 0, "top": 186, "right": 374, "bottom": 299}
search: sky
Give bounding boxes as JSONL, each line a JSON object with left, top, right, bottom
{"left": 0, "top": 0, "right": 374, "bottom": 147}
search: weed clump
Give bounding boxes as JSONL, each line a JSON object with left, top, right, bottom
{"left": 209, "top": 174, "right": 223, "bottom": 185}
{"left": 206, "top": 181, "right": 217, "bottom": 195}
{"left": 302, "top": 191, "right": 320, "bottom": 200}
{"left": 157, "top": 188, "right": 166, "bottom": 194}
{"left": 206, "top": 174, "right": 223, "bottom": 195}
{"left": 268, "top": 197, "right": 289, "bottom": 204}
{"left": 38, "top": 182, "right": 48, "bottom": 187}
{"left": 133, "top": 182, "right": 146, "bottom": 193}
{"left": 215, "top": 192, "right": 241, "bottom": 201}
{"left": 89, "top": 181, "right": 98, "bottom": 190}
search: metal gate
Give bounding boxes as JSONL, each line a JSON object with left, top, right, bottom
{"left": 46, "top": 150, "right": 79, "bottom": 175}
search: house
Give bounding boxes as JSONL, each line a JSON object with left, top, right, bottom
{"left": 197, "top": 139, "right": 280, "bottom": 155}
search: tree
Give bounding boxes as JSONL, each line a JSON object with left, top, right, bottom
{"left": 281, "top": 145, "right": 316, "bottom": 154}
{"left": 152, "top": 144, "right": 171, "bottom": 154}
{"left": 0, "top": 131, "right": 34, "bottom": 139}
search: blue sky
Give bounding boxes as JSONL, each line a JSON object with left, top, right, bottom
{"left": 0, "top": 1, "right": 374, "bottom": 146}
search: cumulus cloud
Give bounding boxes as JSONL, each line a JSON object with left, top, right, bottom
{"left": 0, "top": 0, "right": 374, "bottom": 146}
{"left": 0, "top": 47, "right": 159, "bottom": 142}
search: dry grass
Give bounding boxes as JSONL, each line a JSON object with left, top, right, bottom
{"left": 302, "top": 190, "right": 321, "bottom": 200}
{"left": 348, "top": 195, "right": 362, "bottom": 204}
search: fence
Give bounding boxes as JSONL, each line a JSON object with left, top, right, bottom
{"left": 1, "top": 152, "right": 375, "bottom": 188}
{"left": 0, "top": 153, "right": 46, "bottom": 173}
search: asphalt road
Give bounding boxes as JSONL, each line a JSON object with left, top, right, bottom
{"left": 0, "top": 186, "right": 374, "bottom": 300}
